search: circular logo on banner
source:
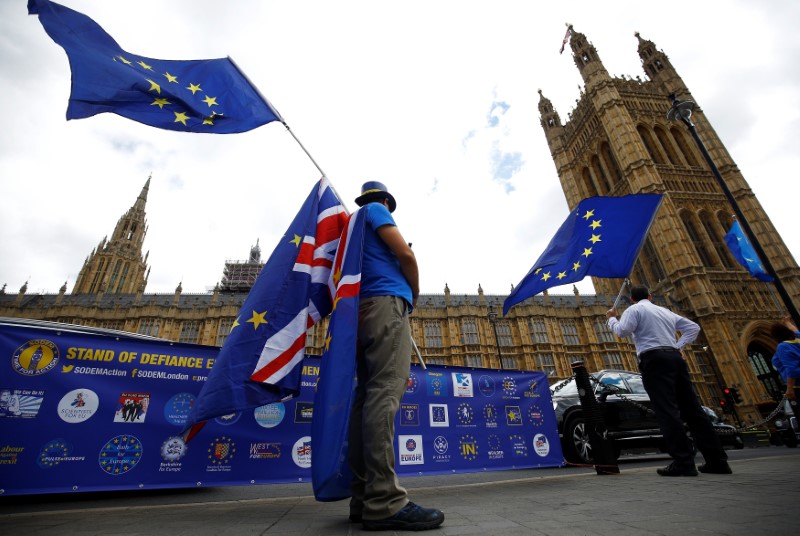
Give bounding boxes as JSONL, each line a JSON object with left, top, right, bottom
{"left": 254, "top": 403, "right": 285, "bottom": 428}
{"left": 483, "top": 403, "right": 498, "bottom": 426}
{"left": 405, "top": 372, "right": 420, "bottom": 395}
{"left": 57, "top": 388, "right": 99, "bottom": 423}
{"left": 292, "top": 436, "right": 312, "bottom": 469}
{"left": 163, "top": 393, "right": 196, "bottom": 426}
{"left": 215, "top": 412, "right": 241, "bottom": 426}
{"left": 528, "top": 404, "right": 545, "bottom": 427}
{"left": 99, "top": 435, "right": 144, "bottom": 475}
{"left": 459, "top": 434, "right": 479, "bottom": 461}
{"left": 510, "top": 434, "right": 528, "bottom": 457}
{"left": 161, "top": 436, "right": 188, "bottom": 462}
{"left": 433, "top": 436, "right": 449, "bottom": 455}
{"left": 456, "top": 402, "right": 474, "bottom": 425}
{"left": 12, "top": 339, "right": 59, "bottom": 376}
{"left": 207, "top": 436, "right": 236, "bottom": 466}
{"left": 478, "top": 375, "right": 496, "bottom": 397}
{"left": 37, "top": 438, "right": 71, "bottom": 468}
{"left": 533, "top": 433, "right": 551, "bottom": 457}
{"left": 502, "top": 376, "right": 517, "bottom": 396}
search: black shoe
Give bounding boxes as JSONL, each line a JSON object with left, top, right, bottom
{"left": 349, "top": 514, "right": 362, "bottom": 523}
{"left": 698, "top": 461, "right": 732, "bottom": 474}
{"left": 362, "top": 502, "right": 444, "bottom": 531}
{"left": 657, "top": 463, "right": 698, "bottom": 477}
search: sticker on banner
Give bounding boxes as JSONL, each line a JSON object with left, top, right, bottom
{"left": 12, "top": 339, "right": 59, "bottom": 376}
{"left": 57, "top": 388, "right": 99, "bottom": 423}
{"left": 399, "top": 435, "right": 424, "bottom": 465}
{"left": 452, "top": 372, "right": 474, "bottom": 397}
{"left": 292, "top": 436, "right": 312, "bottom": 469}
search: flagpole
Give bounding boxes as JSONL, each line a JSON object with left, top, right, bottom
{"left": 411, "top": 336, "right": 427, "bottom": 370}
{"left": 226, "top": 56, "right": 336, "bottom": 197}
{"left": 612, "top": 278, "right": 630, "bottom": 310}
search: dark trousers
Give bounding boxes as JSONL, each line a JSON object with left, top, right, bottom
{"left": 639, "top": 348, "right": 727, "bottom": 468}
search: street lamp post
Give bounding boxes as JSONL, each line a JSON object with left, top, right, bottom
{"left": 487, "top": 304, "right": 504, "bottom": 369}
{"left": 666, "top": 94, "right": 800, "bottom": 328}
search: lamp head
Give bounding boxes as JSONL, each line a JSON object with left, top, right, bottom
{"left": 666, "top": 94, "right": 696, "bottom": 123}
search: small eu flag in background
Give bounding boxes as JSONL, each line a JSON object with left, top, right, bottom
{"left": 504, "top": 194, "right": 663, "bottom": 314}
{"left": 28, "top": 0, "right": 282, "bottom": 134}
{"left": 724, "top": 220, "right": 774, "bottom": 282}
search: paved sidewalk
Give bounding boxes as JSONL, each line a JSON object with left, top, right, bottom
{"left": 2, "top": 450, "right": 798, "bottom": 535}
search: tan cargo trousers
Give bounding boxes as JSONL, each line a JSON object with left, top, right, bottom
{"left": 348, "top": 295, "right": 412, "bottom": 520}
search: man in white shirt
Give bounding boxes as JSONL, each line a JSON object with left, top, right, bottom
{"left": 607, "top": 285, "right": 731, "bottom": 476}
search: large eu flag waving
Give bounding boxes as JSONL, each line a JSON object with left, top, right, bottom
{"left": 184, "top": 178, "right": 347, "bottom": 438}
{"left": 28, "top": 0, "right": 281, "bottom": 133}
{"left": 504, "top": 194, "right": 663, "bottom": 314}
{"left": 724, "top": 220, "right": 774, "bottom": 282}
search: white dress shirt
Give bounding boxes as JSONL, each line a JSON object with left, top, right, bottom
{"left": 607, "top": 299, "right": 700, "bottom": 356}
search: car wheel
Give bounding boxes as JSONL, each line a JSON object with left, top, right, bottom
{"left": 783, "top": 432, "right": 798, "bottom": 448}
{"left": 563, "top": 416, "right": 592, "bottom": 464}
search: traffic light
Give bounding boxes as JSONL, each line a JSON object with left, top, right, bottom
{"left": 722, "top": 387, "right": 734, "bottom": 406}
{"left": 730, "top": 387, "right": 743, "bottom": 404}
{"left": 719, "top": 398, "right": 732, "bottom": 414}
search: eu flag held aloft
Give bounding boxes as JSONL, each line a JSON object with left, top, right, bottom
{"left": 724, "top": 220, "right": 774, "bottom": 282}
{"left": 28, "top": 0, "right": 282, "bottom": 133}
{"left": 504, "top": 194, "right": 663, "bottom": 315}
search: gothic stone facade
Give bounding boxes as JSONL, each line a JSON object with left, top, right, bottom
{"left": 3, "top": 31, "right": 799, "bottom": 426}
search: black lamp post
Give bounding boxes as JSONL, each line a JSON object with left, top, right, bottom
{"left": 487, "top": 304, "right": 504, "bottom": 369}
{"left": 666, "top": 94, "right": 800, "bottom": 328}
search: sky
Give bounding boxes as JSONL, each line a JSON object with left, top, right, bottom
{"left": 1, "top": 0, "right": 799, "bottom": 300}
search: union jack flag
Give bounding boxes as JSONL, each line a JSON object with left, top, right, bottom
{"left": 559, "top": 24, "right": 573, "bottom": 54}
{"left": 312, "top": 208, "right": 367, "bottom": 501}
{"left": 183, "top": 177, "right": 347, "bottom": 439}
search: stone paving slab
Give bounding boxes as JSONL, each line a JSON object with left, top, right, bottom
{"left": 1, "top": 453, "right": 798, "bottom": 535}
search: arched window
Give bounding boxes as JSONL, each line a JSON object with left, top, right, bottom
{"left": 600, "top": 142, "right": 623, "bottom": 185}
{"left": 680, "top": 210, "right": 715, "bottom": 267}
{"left": 670, "top": 127, "right": 700, "bottom": 167}
{"left": 641, "top": 238, "right": 667, "bottom": 283}
{"left": 654, "top": 126, "right": 679, "bottom": 166}
{"left": 591, "top": 155, "right": 611, "bottom": 192}
{"left": 582, "top": 167, "right": 597, "bottom": 197}
{"left": 747, "top": 342, "right": 783, "bottom": 400}
{"left": 716, "top": 211, "right": 738, "bottom": 268}
{"left": 700, "top": 211, "right": 731, "bottom": 268}
{"left": 637, "top": 125, "right": 665, "bottom": 164}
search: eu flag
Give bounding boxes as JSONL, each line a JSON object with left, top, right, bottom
{"left": 504, "top": 194, "right": 663, "bottom": 314}
{"left": 28, "top": 0, "right": 281, "bottom": 133}
{"left": 311, "top": 209, "right": 366, "bottom": 501}
{"left": 183, "top": 178, "right": 347, "bottom": 439}
{"left": 724, "top": 220, "right": 774, "bottom": 282}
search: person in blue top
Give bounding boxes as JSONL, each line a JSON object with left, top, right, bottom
{"left": 607, "top": 284, "right": 731, "bottom": 477}
{"left": 347, "top": 181, "right": 444, "bottom": 531}
{"left": 771, "top": 318, "right": 800, "bottom": 403}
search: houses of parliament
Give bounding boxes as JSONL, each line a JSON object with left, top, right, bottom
{"left": 2, "top": 29, "right": 798, "bottom": 426}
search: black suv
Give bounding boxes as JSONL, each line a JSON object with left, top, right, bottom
{"left": 550, "top": 369, "right": 742, "bottom": 464}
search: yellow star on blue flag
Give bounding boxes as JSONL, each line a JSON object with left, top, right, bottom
{"left": 504, "top": 194, "right": 663, "bottom": 314}
{"left": 29, "top": 0, "right": 282, "bottom": 134}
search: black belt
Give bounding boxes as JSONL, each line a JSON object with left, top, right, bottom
{"left": 638, "top": 346, "right": 678, "bottom": 360}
